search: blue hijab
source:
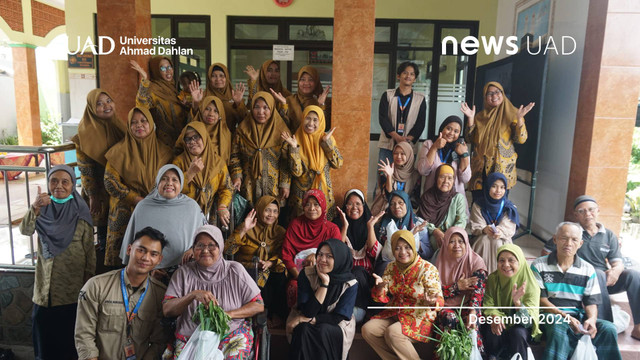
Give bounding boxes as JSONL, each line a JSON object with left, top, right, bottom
{"left": 380, "top": 190, "right": 416, "bottom": 231}
{"left": 477, "top": 173, "right": 519, "bottom": 227}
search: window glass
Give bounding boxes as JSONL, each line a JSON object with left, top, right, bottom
{"left": 375, "top": 26, "right": 391, "bottom": 42}
{"left": 178, "top": 22, "right": 206, "bottom": 38}
{"left": 289, "top": 25, "right": 333, "bottom": 41}
{"left": 398, "top": 23, "right": 434, "bottom": 48}
{"left": 234, "top": 24, "right": 279, "bottom": 40}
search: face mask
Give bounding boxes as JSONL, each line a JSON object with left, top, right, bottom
{"left": 50, "top": 194, "right": 73, "bottom": 204}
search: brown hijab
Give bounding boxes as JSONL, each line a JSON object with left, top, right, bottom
{"left": 392, "top": 141, "right": 418, "bottom": 194}
{"left": 148, "top": 56, "right": 181, "bottom": 107}
{"left": 418, "top": 164, "right": 457, "bottom": 227}
{"left": 192, "top": 95, "right": 232, "bottom": 163}
{"left": 205, "top": 63, "right": 233, "bottom": 100}
{"left": 104, "top": 107, "right": 173, "bottom": 196}
{"left": 236, "top": 92, "right": 289, "bottom": 179}
{"left": 287, "top": 65, "right": 324, "bottom": 132}
{"left": 473, "top": 81, "right": 519, "bottom": 158}
{"left": 258, "top": 60, "right": 291, "bottom": 97}
{"left": 246, "top": 195, "right": 286, "bottom": 261}
{"left": 72, "top": 89, "right": 126, "bottom": 166}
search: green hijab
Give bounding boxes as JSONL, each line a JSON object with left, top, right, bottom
{"left": 484, "top": 244, "right": 541, "bottom": 339}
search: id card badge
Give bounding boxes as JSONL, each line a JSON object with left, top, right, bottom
{"left": 397, "top": 123, "right": 405, "bottom": 135}
{"left": 124, "top": 334, "right": 136, "bottom": 360}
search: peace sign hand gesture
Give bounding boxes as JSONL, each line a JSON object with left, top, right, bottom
{"left": 318, "top": 85, "right": 330, "bottom": 106}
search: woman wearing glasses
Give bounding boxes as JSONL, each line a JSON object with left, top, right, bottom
{"left": 461, "top": 82, "right": 535, "bottom": 196}
{"left": 130, "top": 56, "right": 189, "bottom": 147}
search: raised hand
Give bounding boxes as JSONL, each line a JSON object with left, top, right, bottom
{"left": 129, "top": 60, "right": 147, "bottom": 80}
{"left": 336, "top": 207, "right": 348, "bottom": 230}
{"left": 322, "top": 127, "right": 336, "bottom": 143}
{"left": 318, "top": 85, "right": 330, "bottom": 106}
{"left": 242, "top": 209, "right": 258, "bottom": 232}
{"left": 281, "top": 131, "right": 298, "bottom": 148}
{"left": 33, "top": 185, "right": 51, "bottom": 212}
{"left": 367, "top": 211, "right": 385, "bottom": 228}
{"left": 412, "top": 221, "right": 428, "bottom": 235}
{"left": 270, "top": 88, "right": 287, "bottom": 105}
{"left": 461, "top": 102, "right": 475, "bottom": 120}
{"left": 378, "top": 158, "right": 394, "bottom": 178}
{"left": 244, "top": 65, "right": 259, "bottom": 81}
{"left": 516, "top": 102, "right": 535, "bottom": 119}
{"left": 454, "top": 140, "right": 468, "bottom": 155}
{"left": 434, "top": 132, "right": 447, "bottom": 149}
{"left": 189, "top": 80, "right": 203, "bottom": 103}
{"left": 511, "top": 281, "right": 527, "bottom": 306}
{"left": 232, "top": 82, "right": 246, "bottom": 104}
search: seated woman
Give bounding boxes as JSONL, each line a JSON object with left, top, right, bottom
{"left": 192, "top": 95, "right": 232, "bottom": 164}
{"left": 72, "top": 89, "right": 126, "bottom": 256}
{"left": 482, "top": 244, "right": 541, "bottom": 360}
{"left": 284, "top": 66, "right": 331, "bottom": 133}
{"left": 230, "top": 91, "right": 290, "bottom": 206}
{"left": 119, "top": 165, "right": 206, "bottom": 281}
{"left": 163, "top": 225, "right": 264, "bottom": 360}
{"left": 282, "top": 190, "right": 341, "bottom": 307}
{"left": 245, "top": 60, "right": 291, "bottom": 113}
{"left": 103, "top": 107, "right": 173, "bottom": 267}
{"left": 204, "top": 63, "right": 247, "bottom": 131}
{"left": 20, "top": 165, "right": 94, "bottom": 359}
{"left": 362, "top": 230, "right": 443, "bottom": 360}
{"left": 282, "top": 105, "right": 343, "bottom": 221}
{"left": 173, "top": 122, "right": 232, "bottom": 225}
{"left": 375, "top": 190, "right": 429, "bottom": 275}
{"left": 225, "top": 195, "right": 288, "bottom": 322}
{"left": 469, "top": 172, "right": 519, "bottom": 273}
{"left": 435, "top": 227, "right": 487, "bottom": 352}
{"left": 286, "top": 239, "right": 358, "bottom": 360}
{"left": 416, "top": 115, "right": 470, "bottom": 209}
{"left": 373, "top": 141, "right": 420, "bottom": 213}
{"left": 418, "top": 164, "right": 468, "bottom": 257}
{"left": 333, "top": 189, "right": 385, "bottom": 321}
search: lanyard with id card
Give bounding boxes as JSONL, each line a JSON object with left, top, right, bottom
{"left": 121, "top": 269, "right": 149, "bottom": 360}
{"left": 396, "top": 96, "right": 411, "bottom": 135}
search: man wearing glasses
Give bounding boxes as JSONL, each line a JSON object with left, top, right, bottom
{"left": 543, "top": 195, "right": 640, "bottom": 340}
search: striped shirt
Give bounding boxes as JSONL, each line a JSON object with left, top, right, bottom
{"left": 531, "top": 252, "right": 601, "bottom": 313}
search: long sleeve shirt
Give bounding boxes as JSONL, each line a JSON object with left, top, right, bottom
{"left": 378, "top": 89, "right": 427, "bottom": 142}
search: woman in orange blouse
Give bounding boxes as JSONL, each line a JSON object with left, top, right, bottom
{"left": 362, "top": 230, "right": 443, "bottom": 360}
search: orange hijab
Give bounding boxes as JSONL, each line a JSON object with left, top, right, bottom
{"left": 473, "top": 81, "right": 519, "bottom": 158}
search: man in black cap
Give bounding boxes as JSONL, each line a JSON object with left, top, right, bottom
{"left": 543, "top": 195, "right": 640, "bottom": 340}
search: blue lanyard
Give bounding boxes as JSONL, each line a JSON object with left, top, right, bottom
{"left": 120, "top": 269, "right": 149, "bottom": 322}
{"left": 438, "top": 148, "right": 452, "bottom": 163}
{"left": 483, "top": 200, "right": 505, "bottom": 225}
{"left": 398, "top": 96, "right": 411, "bottom": 112}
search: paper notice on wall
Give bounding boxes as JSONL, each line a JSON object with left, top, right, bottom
{"left": 273, "top": 45, "right": 294, "bottom": 61}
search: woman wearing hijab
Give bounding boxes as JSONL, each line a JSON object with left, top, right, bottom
{"left": 103, "top": 107, "right": 173, "bottom": 266}
{"left": 119, "top": 165, "right": 206, "bottom": 280}
{"left": 435, "top": 227, "right": 487, "bottom": 352}
{"left": 282, "top": 105, "right": 343, "bottom": 221}
{"left": 333, "top": 189, "right": 385, "bottom": 321}
{"left": 225, "top": 195, "right": 288, "bottom": 321}
{"left": 282, "top": 65, "right": 331, "bottom": 133}
{"left": 20, "top": 165, "right": 94, "bottom": 359}
{"left": 469, "top": 172, "right": 519, "bottom": 273}
{"left": 204, "top": 63, "right": 248, "bottom": 131}
{"left": 376, "top": 190, "right": 430, "bottom": 275}
{"left": 286, "top": 239, "right": 358, "bottom": 360}
{"left": 483, "top": 244, "right": 541, "bottom": 360}
{"left": 282, "top": 190, "right": 342, "bottom": 307}
{"left": 245, "top": 60, "right": 291, "bottom": 112}
{"left": 373, "top": 141, "right": 420, "bottom": 214}
{"left": 191, "top": 95, "right": 232, "bottom": 164}
{"left": 72, "top": 89, "right": 126, "bottom": 255}
{"left": 418, "top": 164, "right": 468, "bottom": 257}
{"left": 230, "top": 91, "right": 291, "bottom": 206}
{"left": 461, "top": 81, "right": 535, "bottom": 192}
{"left": 130, "top": 56, "right": 189, "bottom": 147}
{"left": 416, "top": 115, "right": 471, "bottom": 200}
{"left": 163, "top": 225, "right": 264, "bottom": 360}
{"left": 362, "top": 230, "right": 443, "bottom": 360}
{"left": 173, "top": 122, "right": 232, "bottom": 225}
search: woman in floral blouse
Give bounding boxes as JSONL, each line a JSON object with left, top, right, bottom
{"left": 362, "top": 230, "right": 443, "bottom": 360}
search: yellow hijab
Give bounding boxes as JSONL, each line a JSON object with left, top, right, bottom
{"left": 294, "top": 105, "right": 335, "bottom": 195}
{"left": 391, "top": 230, "right": 419, "bottom": 274}
{"left": 104, "top": 107, "right": 173, "bottom": 196}
{"left": 473, "top": 81, "right": 519, "bottom": 158}
{"left": 73, "top": 89, "right": 126, "bottom": 166}
{"left": 192, "top": 95, "right": 232, "bottom": 163}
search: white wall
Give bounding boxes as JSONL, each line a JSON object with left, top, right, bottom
{"left": 495, "top": 0, "right": 589, "bottom": 239}
{"left": 0, "top": 45, "right": 18, "bottom": 139}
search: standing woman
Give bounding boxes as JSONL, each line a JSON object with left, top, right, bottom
{"left": 245, "top": 60, "right": 291, "bottom": 111}
{"left": 469, "top": 172, "right": 519, "bottom": 273}
{"left": 173, "top": 122, "right": 232, "bottom": 224}
{"left": 416, "top": 115, "right": 470, "bottom": 199}
{"left": 130, "top": 57, "right": 188, "bottom": 147}
{"left": 72, "top": 89, "right": 126, "bottom": 256}
{"left": 20, "top": 165, "right": 94, "bottom": 360}
{"left": 374, "top": 141, "right": 420, "bottom": 213}
{"left": 225, "top": 195, "right": 288, "bottom": 322}
{"left": 461, "top": 81, "right": 534, "bottom": 192}
{"left": 192, "top": 95, "right": 232, "bottom": 165}
{"left": 204, "top": 63, "right": 247, "bottom": 131}
{"left": 284, "top": 66, "right": 331, "bottom": 133}
{"left": 418, "top": 164, "right": 468, "bottom": 256}
{"left": 286, "top": 239, "right": 358, "bottom": 360}
{"left": 230, "top": 91, "right": 291, "bottom": 206}
{"left": 362, "top": 230, "right": 443, "bottom": 360}
{"left": 103, "top": 107, "right": 173, "bottom": 267}
{"left": 483, "top": 244, "right": 541, "bottom": 360}
{"left": 282, "top": 105, "right": 343, "bottom": 221}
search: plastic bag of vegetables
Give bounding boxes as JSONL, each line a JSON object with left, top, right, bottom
{"left": 178, "top": 301, "right": 231, "bottom": 360}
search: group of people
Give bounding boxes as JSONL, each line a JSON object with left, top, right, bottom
{"left": 19, "top": 56, "right": 639, "bottom": 360}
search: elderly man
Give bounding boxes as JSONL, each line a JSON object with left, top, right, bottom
{"left": 543, "top": 195, "right": 640, "bottom": 339}
{"left": 532, "top": 222, "right": 621, "bottom": 360}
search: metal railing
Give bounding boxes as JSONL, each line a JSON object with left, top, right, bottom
{"left": 0, "top": 143, "right": 76, "bottom": 267}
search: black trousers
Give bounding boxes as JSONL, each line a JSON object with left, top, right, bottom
{"left": 481, "top": 324, "right": 530, "bottom": 360}
{"left": 32, "top": 303, "right": 78, "bottom": 360}
{"left": 595, "top": 268, "right": 640, "bottom": 324}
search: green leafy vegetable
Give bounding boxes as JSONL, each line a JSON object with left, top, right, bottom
{"left": 191, "top": 301, "right": 231, "bottom": 335}
{"left": 425, "top": 299, "right": 473, "bottom": 360}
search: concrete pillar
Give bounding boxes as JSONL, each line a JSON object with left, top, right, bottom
{"left": 11, "top": 44, "right": 42, "bottom": 146}
{"left": 566, "top": 0, "right": 640, "bottom": 233}
{"left": 330, "top": 0, "right": 376, "bottom": 202}
{"left": 96, "top": 0, "right": 151, "bottom": 121}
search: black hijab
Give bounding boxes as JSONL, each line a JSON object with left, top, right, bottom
{"left": 432, "top": 115, "right": 463, "bottom": 164}
{"left": 317, "top": 238, "right": 355, "bottom": 310}
{"left": 332, "top": 189, "right": 371, "bottom": 251}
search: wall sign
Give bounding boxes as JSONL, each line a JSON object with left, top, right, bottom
{"left": 273, "top": 45, "right": 294, "bottom": 61}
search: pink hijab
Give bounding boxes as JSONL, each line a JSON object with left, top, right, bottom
{"left": 436, "top": 226, "right": 487, "bottom": 307}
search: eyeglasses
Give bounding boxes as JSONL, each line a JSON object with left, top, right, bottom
{"left": 194, "top": 243, "right": 217, "bottom": 251}
{"left": 486, "top": 90, "right": 502, "bottom": 98}
{"left": 160, "top": 65, "right": 173, "bottom": 72}
{"left": 576, "top": 207, "right": 598, "bottom": 215}
{"left": 183, "top": 134, "right": 201, "bottom": 144}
